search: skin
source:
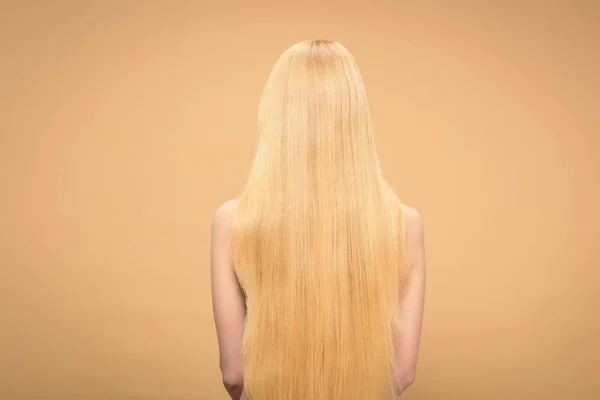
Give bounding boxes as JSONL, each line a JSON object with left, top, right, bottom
{"left": 210, "top": 199, "right": 426, "bottom": 399}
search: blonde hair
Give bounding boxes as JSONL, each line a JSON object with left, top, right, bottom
{"left": 232, "top": 39, "right": 407, "bottom": 399}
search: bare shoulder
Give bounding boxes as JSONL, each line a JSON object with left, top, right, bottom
{"left": 400, "top": 204, "right": 425, "bottom": 268}
{"left": 211, "top": 198, "right": 239, "bottom": 235}
{"left": 213, "top": 198, "right": 239, "bottom": 222}
{"left": 401, "top": 204, "right": 424, "bottom": 236}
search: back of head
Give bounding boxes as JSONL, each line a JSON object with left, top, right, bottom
{"left": 251, "top": 39, "right": 383, "bottom": 196}
{"left": 233, "top": 39, "right": 406, "bottom": 399}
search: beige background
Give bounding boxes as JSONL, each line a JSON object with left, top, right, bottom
{"left": 1, "top": 1, "right": 599, "bottom": 399}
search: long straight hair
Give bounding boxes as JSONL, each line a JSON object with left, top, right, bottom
{"left": 232, "top": 40, "right": 407, "bottom": 399}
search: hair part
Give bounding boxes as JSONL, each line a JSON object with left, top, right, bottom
{"left": 233, "top": 39, "right": 406, "bottom": 399}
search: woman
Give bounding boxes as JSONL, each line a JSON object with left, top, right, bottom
{"left": 210, "top": 39, "right": 426, "bottom": 399}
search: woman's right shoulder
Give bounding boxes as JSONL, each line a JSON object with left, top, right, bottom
{"left": 401, "top": 204, "right": 423, "bottom": 231}
{"left": 400, "top": 203, "right": 425, "bottom": 268}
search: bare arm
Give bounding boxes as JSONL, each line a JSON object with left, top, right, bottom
{"left": 395, "top": 206, "right": 426, "bottom": 395}
{"left": 210, "top": 200, "right": 246, "bottom": 400}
